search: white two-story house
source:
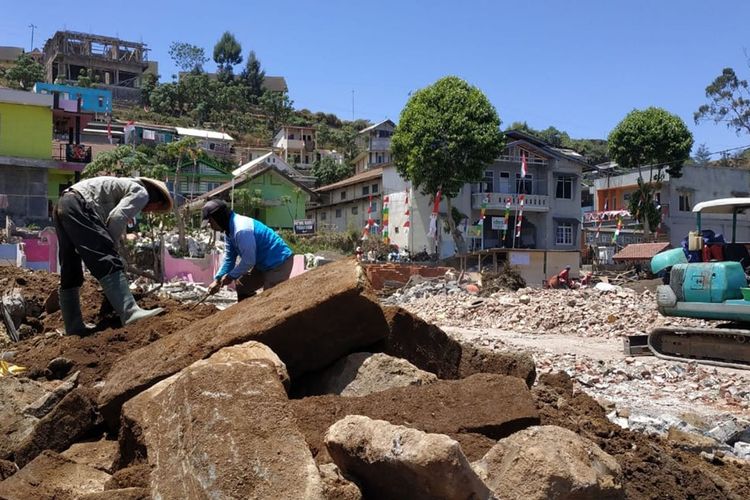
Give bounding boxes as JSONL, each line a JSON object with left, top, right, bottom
{"left": 272, "top": 125, "right": 317, "bottom": 172}
{"left": 353, "top": 119, "right": 395, "bottom": 174}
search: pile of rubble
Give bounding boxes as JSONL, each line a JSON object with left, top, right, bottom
{"left": 1, "top": 261, "right": 749, "bottom": 499}
{"left": 384, "top": 277, "right": 713, "bottom": 337}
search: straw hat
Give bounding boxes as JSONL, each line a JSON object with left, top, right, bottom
{"left": 137, "top": 177, "right": 174, "bottom": 212}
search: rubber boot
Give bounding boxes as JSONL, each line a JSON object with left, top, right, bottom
{"left": 99, "top": 271, "right": 163, "bottom": 326}
{"left": 58, "top": 287, "right": 96, "bottom": 336}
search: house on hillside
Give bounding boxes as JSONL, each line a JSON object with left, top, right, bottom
{"left": 167, "top": 157, "right": 232, "bottom": 205}
{"left": 585, "top": 163, "right": 750, "bottom": 249}
{"left": 123, "top": 122, "right": 176, "bottom": 146}
{"left": 307, "top": 167, "right": 384, "bottom": 232}
{"left": 175, "top": 127, "right": 234, "bottom": 160}
{"left": 187, "top": 164, "right": 317, "bottom": 229}
{"left": 233, "top": 152, "right": 316, "bottom": 188}
{"left": 353, "top": 119, "right": 395, "bottom": 173}
{"left": 272, "top": 125, "right": 318, "bottom": 171}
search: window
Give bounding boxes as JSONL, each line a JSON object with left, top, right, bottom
{"left": 352, "top": 206, "right": 358, "bottom": 215}
{"left": 556, "top": 176, "right": 573, "bottom": 199}
{"left": 481, "top": 170, "right": 494, "bottom": 193}
{"left": 556, "top": 223, "right": 573, "bottom": 245}
{"left": 362, "top": 185, "right": 370, "bottom": 196}
{"left": 515, "top": 173, "right": 532, "bottom": 194}
{"left": 341, "top": 191, "right": 347, "bottom": 200}
{"left": 335, "top": 209, "right": 342, "bottom": 218}
{"left": 321, "top": 212, "right": 327, "bottom": 220}
{"left": 499, "top": 172, "right": 511, "bottom": 192}
{"left": 371, "top": 201, "right": 378, "bottom": 212}
{"left": 305, "top": 155, "right": 309, "bottom": 164}
{"left": 679, "top": 193, "right": 691, "bottom": 212}
{"left": 97, "top": 96, "right": 104, "bottom": 107}
{"left": 371, "top": 184, "right": 379, "bottom": 193}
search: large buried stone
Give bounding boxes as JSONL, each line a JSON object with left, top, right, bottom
{"left": 0, "top": 377, "right": 49, "bottom": 460}
{"left": 472, "top": 425, "right": 623, "bottom": 500}
{"left": 119, "top": 346, "right": 324, "bottom": 499}
{"left": 0, "top": 450, "right": 111, "bottom": 499}
{"left": 292, "top": 373, "right": 539, "bottom": 463}
{"left": 326, "top": 415, "right": 492, "bottom": 500}
{"left": 100, "top": 260, "right": 386, "bottom": 426}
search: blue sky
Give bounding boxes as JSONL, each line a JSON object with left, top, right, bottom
{"left": 3, "top": 0, "right": 750, "bottom": 155}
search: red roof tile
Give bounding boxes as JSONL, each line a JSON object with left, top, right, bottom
{"left": 613, "top": 242, "right": 672, "bottom": 261}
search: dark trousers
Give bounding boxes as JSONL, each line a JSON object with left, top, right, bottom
{"left": 54, "top": 191, "right": 124, "bottom": 290}
{"left": 235, "top": 255, "right": 295, "bottom": 301}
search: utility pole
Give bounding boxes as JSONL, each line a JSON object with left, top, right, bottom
{"left": 28, "top": 24, "right": 38, "bottom": 51}
{"left": 351, "top": 90, "right": 355, "bottom": 121}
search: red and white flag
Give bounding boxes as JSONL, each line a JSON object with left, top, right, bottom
{"left": 515, "top": 194, "right": 525, "bottom": 239}
{"left": 520, "top": 150, "right": 528, "bottom": 178}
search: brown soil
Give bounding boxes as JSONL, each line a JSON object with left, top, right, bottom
{"left": 533, "top": 372, "right": 750, "bottom": 500}
{"left": 105, "top": 464, "right": 152, "bottom": 490}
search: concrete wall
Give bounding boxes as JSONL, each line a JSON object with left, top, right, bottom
{"left": 33, "top": 83, "right": 113, "bottom": 114}
{"left": 0, "top": 166, "right": 49, "bottom": 225}
{"left": 0, "top": 101, "right": 53, "bottom": 159}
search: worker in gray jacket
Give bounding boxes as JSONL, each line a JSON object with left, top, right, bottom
{"left": 53, "top": 176, "right": 173, "bottom": 335}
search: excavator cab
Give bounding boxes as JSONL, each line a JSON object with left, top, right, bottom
{"left": 647, "top": 198, "right": 750, "bottom": 369}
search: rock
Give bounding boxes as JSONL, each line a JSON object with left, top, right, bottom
{"left": 100, "top": 260, "right": 386, "bottom": 427}
{"left": 13, "top": 387, "right": 99, "bottom": 467}
{"left": 46, "top": 356, "right": 73, "bottom": 379}
{"left": 457, "top": 343, "right": 536, "bottom": 388}
{"left": 22, "top": 371, "right": 79, "bottom": 418}
{"left": 473, "top": 425, "right": 623, "bottom": 500}
{"left": 61, "top": 440, "right": 119, "bottom": 473}
{"left": 667, "top": 427, "right": 720, "bottom": 453}
{"left": 519, "top": 294, "right": 531, "bottom": 304}
{"left": 43, "top": 288, "right": 60, "bottom": 314}
{"left": 105, "top": 464, "right": 151, "bottom": 490}
{"left": 707, "top": 418, "right": 750, "bottom": 445}
{"left": 291, "top": 373, "right": 539, "bottom": 464}
{"left": 119, "top": 349, "right": 324, "bottom": 499}
{"left": 300, "top": 352, "right": 437, "bottom": 397}
{"left": 376, "top": 306, "right": 462, "bottom": 379}
{"left": 318, "top": 463, "right": 362, "bottom": 500}
{"left": 0, "top": 376, "right": 48, "bottom": 460}
{"left": 465, "top": 284, "right": 480, "bottom": 294}
{"left": 0, "top": 450, "right": 111, "bottom": 500}
{"left": 78, "top": 488, "right": 150, "bottom": 500}
{"left": 204, "top": 340, "right": 290, "bottom": 390}
{"left": 734, "top": 441, "right": 750, "bottom": 460}
{"left": 325, "top": 416, "right": 492, "bottom": 500}
{"left": 0, "top": 459, "right": 18, "bottom": 480}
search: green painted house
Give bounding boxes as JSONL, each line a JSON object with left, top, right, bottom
{"left": 167, "top": 157, "right": 233, "bottom": 205}
{"left": 187, "top": 164, "right": 317, "bottom": 230}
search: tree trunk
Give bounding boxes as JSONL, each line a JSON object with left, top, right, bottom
{"left": 445, "top": 196, "right": 467, "bottom": 255}
{"left": 173, "top": 159, "right": 187, "bottom": 255}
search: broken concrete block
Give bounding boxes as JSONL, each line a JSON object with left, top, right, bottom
{"left": 734, "top": 441, "right": 750, "bottom": 460}
{"left": 457, "top": 343, "right": 536, "bottom": 388}
{"left": 100, "top": 259, "right": 386, "bottom": 426}
{"left": 78, "top": 488, "right": 150, "bottom": 500}
{"left": 292, "top": 373, "right": 539, "bottom": 464}
{"left": 325, "top": 415, "right": 493, "bottom": 500}
{"left": 22, "top": 371, "right": 79, "bottom": 418}
{"left": 119, "top": 353, "right": 324, "bottom": 499}
{"left": 319, "top": 463, "right": 362, "bottom": 500}
{"left": 61, "top": 440, "right": 119, "bottom": 474}
{"left": 204, "top": 340, "right": 290, "bottom": 390}
{"left": 0, "top": 450, "right": 110, "bottom": 500}
{"left": 473, "top": 425, "right": 623, "bottom": 500}
{"left": 300, "top": 352, "right": 437, "bottom": 397}
{"left": 0, "top": 377, "right": 48, "bottom": 460}
{"left": 13, "top": 387, "right": 99, "bottom": 467}
{"left": 707, "top": 418, "right": 750, "bottom": 445}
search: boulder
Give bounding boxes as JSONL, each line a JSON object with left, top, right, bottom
{"left": 13, "top": 387, "right": 99, "bottom": 467}
{"left": 325, "top": 415, "right": 492, "bottom": 500}
{"left": 0, "top": 450, "right": 110, "bottom": 500}
{"left": 0, "top": 377, "right": 48, "bottom": 460}
{"left": 472, "top": 425, "right": 623, "bottom": 500}
{"left": 100, "top": 259, "right": 387, "bottom": 426}
{"left": 204, "top": 340, "right": 290, "bottom": 390}
{"left": 22, "top": 371, "right": 79, "bottom": 418}
{"left": 292, "top": 373, "right": 539, "bottom": 464}
{"left": 301, "top": 352, "right": 437, "bottom": 397}
{"left": 61, "top": 440, "right": 119, "bottom": 473}
{"left": 667, "top": 427, "right": 721, "bottom": 453}
{"left": 319, "top": 463, "right": 362, "bottom": 500}
{"left": 0, "top": 459, "right": 17, "bottom": 480}
{"left": 79, "top": 488, "right": 149, "bottom": 500}
{"left": 104, "top": 464, "right": 151, "bottom": 490}
{"left": 119, "top": 350, "right": 324, "bottom": 499}
{"left": 457, "top": 343, "right": 536, "bottom": 388}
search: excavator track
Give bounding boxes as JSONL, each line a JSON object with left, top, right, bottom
{"left": 648, "top": 326, "right": 750, "bottom": 370}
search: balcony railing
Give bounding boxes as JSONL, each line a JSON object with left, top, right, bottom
{"left": 472, "top": 192, "right": 549, "bottom": 211}
{"left": 55, "top": 143, "right": 92, "bottom": 163}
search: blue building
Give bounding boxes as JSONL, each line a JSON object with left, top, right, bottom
{"left": 33, "top": 83, "right": 112, "bottom": 115}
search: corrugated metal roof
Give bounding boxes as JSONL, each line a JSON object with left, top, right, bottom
{"left": 613, "top": 242, "right": 672, "bottom": 261}
{"left": 175, "top": 127, "right": 233, "bottom": 141}
{"left": 315, "top": 167, "right": 385, "bottom": 192}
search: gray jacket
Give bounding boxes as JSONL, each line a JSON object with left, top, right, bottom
{"left": 71, "top": 177, "right": 149, "bottom": 241}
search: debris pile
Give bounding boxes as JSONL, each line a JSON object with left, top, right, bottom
{"left": 0, "top": 261, "right": 749, "bottom": 499}
{"left": 479, "top": 262, "right": 527, "bottom": 294}
{"left": 385, "top": 278, "right": 714, "bottom": 337}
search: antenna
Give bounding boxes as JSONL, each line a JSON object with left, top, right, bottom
{"left": 28, "top": 23, "right": 38, "bottom": 51}
{"left": 351, "top": 90, "right": 355, "bottom": 121}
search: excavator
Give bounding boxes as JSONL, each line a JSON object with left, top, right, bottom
{"left": 646, "top": 198, "right": 750, "bottom": 370}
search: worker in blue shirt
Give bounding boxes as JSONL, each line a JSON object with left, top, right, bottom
{"left": 202, "top": 199, "right": 294, "bottom": 301}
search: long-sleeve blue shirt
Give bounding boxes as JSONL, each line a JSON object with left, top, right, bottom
{"left": 215, "top": 213, "right": 293, "bottom": 280}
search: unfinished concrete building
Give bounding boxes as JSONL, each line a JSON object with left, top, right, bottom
{"left": 42, "top": 31, "right": 151, "bottom": 102}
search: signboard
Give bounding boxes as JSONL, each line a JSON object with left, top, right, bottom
{"left": 293, "top": 219, "right": 315, "bottom": 235}
{"left": 510, "top": 252, "right": 530, "bottom": 266}
{"left": 491, "top": 217, "right": 507, "bottom": 230}
{"left": 467, "top": 225, "right": 482, "bottom": 238}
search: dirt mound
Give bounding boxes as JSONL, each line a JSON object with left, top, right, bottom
{"left": 480, "top": 262, "right": 527, "bottom": 294}
{"left": 533, "top": 373, "right": 750, "bottom": 499}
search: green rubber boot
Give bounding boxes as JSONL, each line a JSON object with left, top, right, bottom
{"left": 99, "top": 271, "right": 163, "bottom": 326}
{"left": 58, "top": 287, "right": 96, "bottom": 336}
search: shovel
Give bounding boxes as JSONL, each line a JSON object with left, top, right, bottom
{"left": 190, "top": 290, "right": 212, "bottom": 310}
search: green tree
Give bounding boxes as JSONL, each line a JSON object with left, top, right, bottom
{"left": 693, "top": 143, "right": 712, "bottom": 166}
{"left": 141, "top": 72, "right": 158, "bottom": 104}
{"left": 311, "top": 157, "right": 353, "bottom": 187}
{"left": 608, "top": 107, "right": 693, "bottom": 236}
{"left": 213, "top": 32, "right": 243, "bottom": 81}
{"left": 240, "top": 50, "right": 265, "bottom": 101}
{"left": 76, "top": 68, "right": 97, "bottom": 88}
{"left": 234, "top": 188, "right": 263, "bottom": 218}
{"left": 260, "top": 90, "right": 294, "bottom": 134}
{"left": 695, "top": 67, "right": 750, "bottom": 136}
{"left": 169, "top": 41, "right": 208, "bottom": 73}
{"left": 3, "top": 53, "right": 45, "bottom": 90}
{"left": 83, "top": 145, "right": 167, "bottom": 179}
{"left": 391, "top": 76, "right": 505, "bottom": 253}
